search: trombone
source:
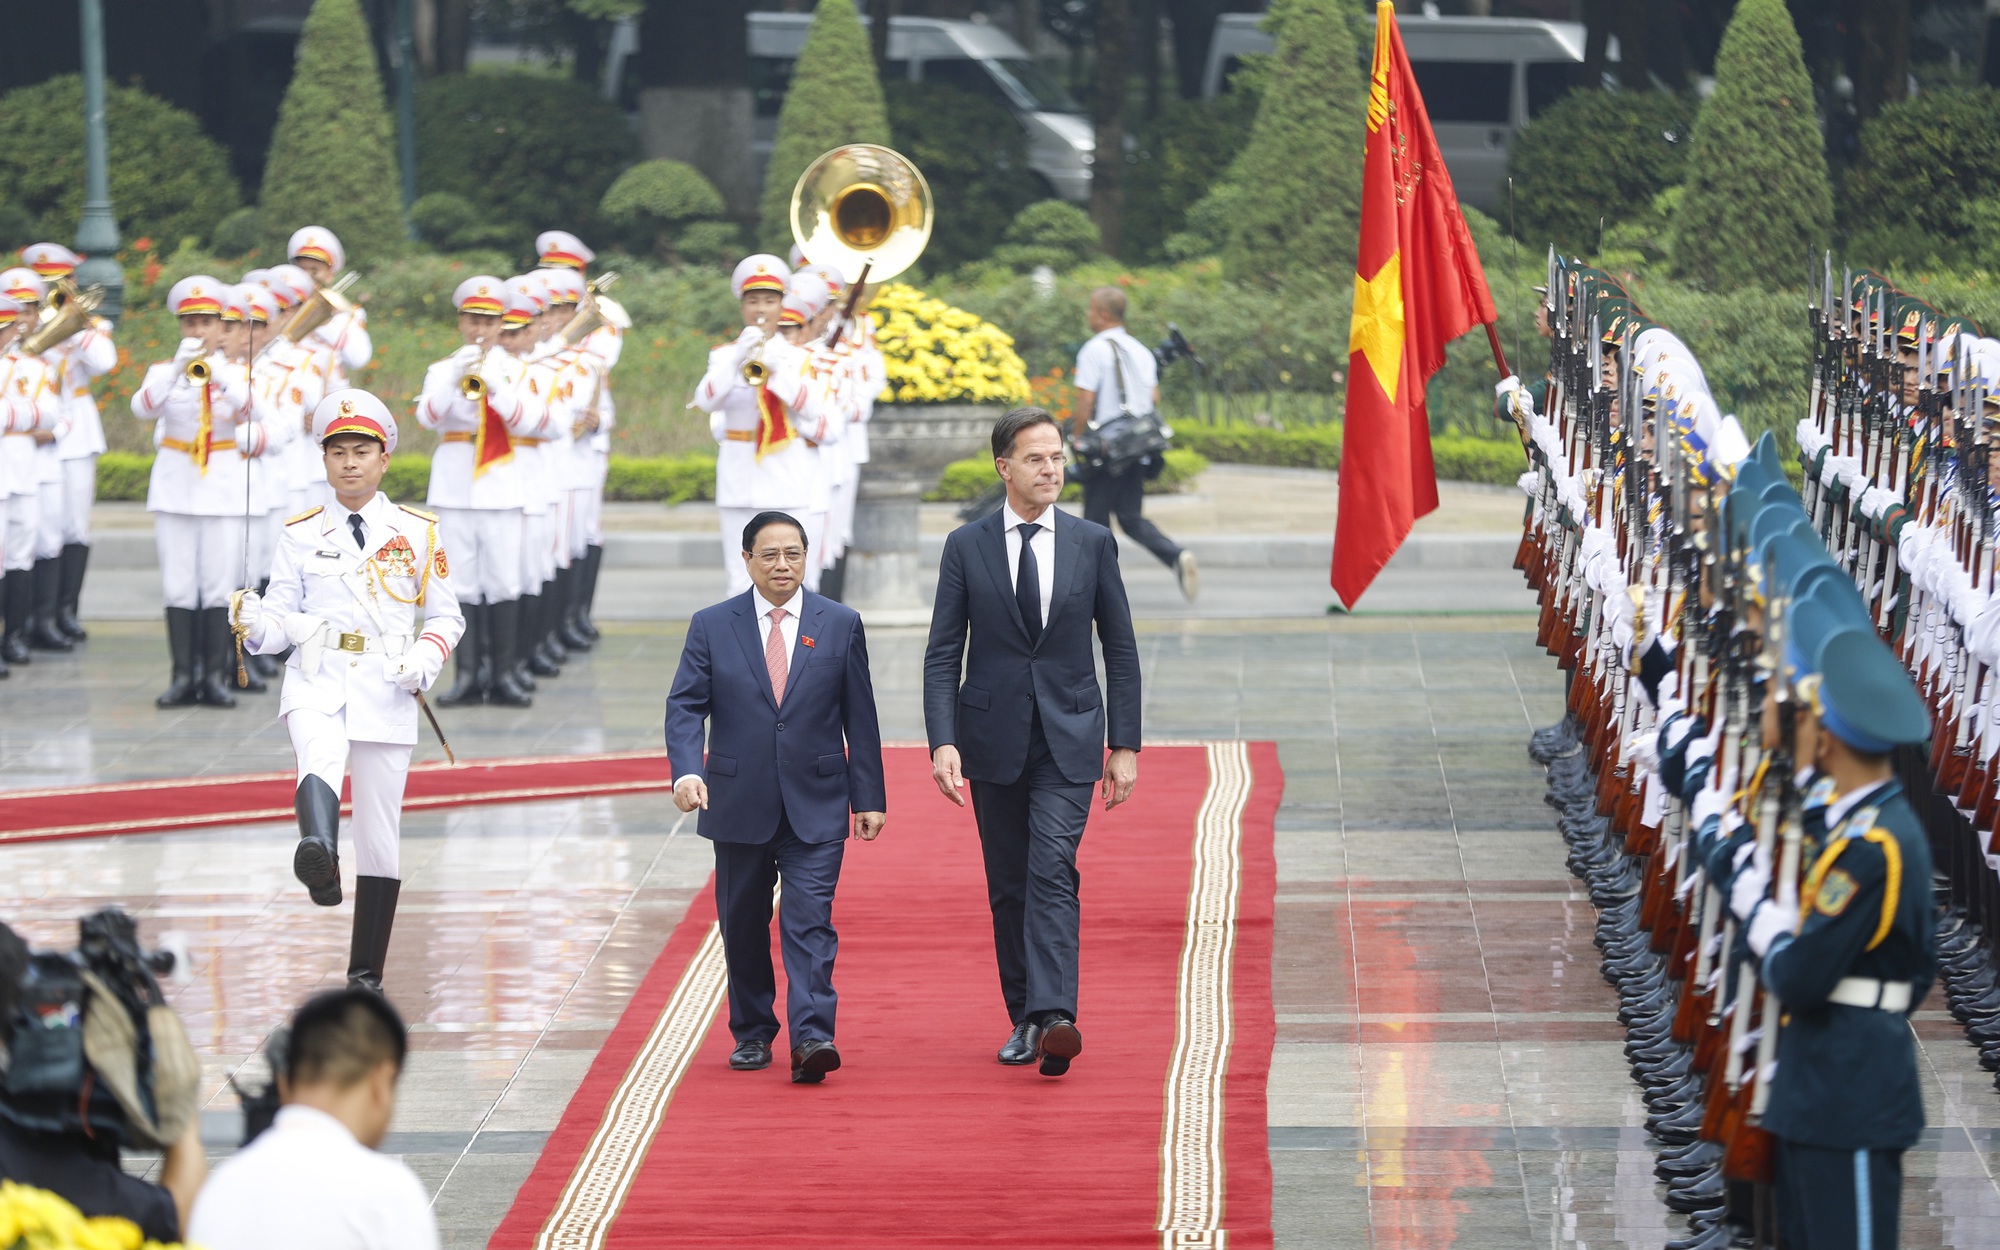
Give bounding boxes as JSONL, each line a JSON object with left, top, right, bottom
{"left": 551, "top": 272, "right": 621, "bottom": 351}
{"left": 21, "top": 279, "right": 105, "bottom": 355}
{"left": 278, "top": 271, "right": 360, "bottom": 345}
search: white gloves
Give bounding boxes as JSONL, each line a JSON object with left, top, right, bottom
{"left": 231, "top": 589, "right": 261, "bottom": 630}
{"left": 452, "top": 343, "right": 484, "bottom": 370}
{"left": 393, "top": 639, "right": 447, "bottom": 693}
{"left": 1745, "top": 898, "right": 1794, "bottom": 958}
{"left": 1728, "top": 841, "right": 1772, "bottom": 922}
{"left": 173, "top": 337, "right": 205, "bottom": 366}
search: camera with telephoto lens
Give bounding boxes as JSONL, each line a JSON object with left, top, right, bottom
{"left": 0, "top": 908, "right": 198, "bottom": 1152}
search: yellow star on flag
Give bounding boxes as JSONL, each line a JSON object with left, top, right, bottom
{"left": 1348, "top": 251, "right": 1405, "bottom": 403}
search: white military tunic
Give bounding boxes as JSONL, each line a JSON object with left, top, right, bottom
{"left": 46, "top": 316, "right": 115, "bottom": 547}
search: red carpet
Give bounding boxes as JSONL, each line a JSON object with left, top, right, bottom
{"left": 0, "top": 750, "right": 674, "bottom": 845}
{"left": 491, "top": 742, "right": 1279, "bottom": 1249}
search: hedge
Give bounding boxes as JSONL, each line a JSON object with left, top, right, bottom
{"left": 926, "top": 448, "right": 1210, "bottom": 503}
{"left": 95, "top": 452, "right": 722, "bottom": 505}
{"left": 1170, "top": 425, "right": 1524, "bottom": 486}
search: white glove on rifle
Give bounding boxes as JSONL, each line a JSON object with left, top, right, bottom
{"left": 1728, "top": 840, "right": 1773, "bottom": 923}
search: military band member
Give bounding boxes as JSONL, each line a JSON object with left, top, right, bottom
{"left": 529, "top": 266, "right": 598, "bottom": 656}
{"left": 286, "top": 227, "right": 371, "bottom": 393}
{"left": 0, "top": 294, "right": 53, "bottom": 675}
{"left": 415, "top": 275, "right": 534, "bottom": 707}
{"left": 231, "top": 389, "right": 464, "bottom": 992}
{"left": 20, "top": 244, "right": 114, "bottom": 647}
{"left": 0, "top": 266, "right": 74, "bottom": 656}
{"left": 250, "top": 265, "right": 331, "bottom": 519}
{"left": 131, "top": 275, "right": 263, "bottom": 708}
{"left": 537, "top": 231, "right": 626, "bottom": 640}
{"left": 494, "top": 276, "right": 561, "bottom": 689}
{"left": 695, "top": 255, "right": 827, "bottom": 597}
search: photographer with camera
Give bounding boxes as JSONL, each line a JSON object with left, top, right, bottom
{"left": 0, "top": 915, "right": 207, "bottom": 1243}
{"left": 190, "top": 987, "right": 437, "bottom": 1250}
{"left": 1069, "top": 286, "right": 1198, "bottom": 602}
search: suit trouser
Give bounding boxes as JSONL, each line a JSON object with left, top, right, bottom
{"left": 1776, "top": 1137, "right": 1902, "bottom": 1249}
{"left": 718, "top": 506, "right": 827, "bottom": 597}
{"left": 436, "top": 506, "right": 524, "bottom": 603}
{"left": 1082, "top": 462, "right": 1181, "bottom": 569}
{"left": 712, "top": 815, "right": 845, "bottom": 1047}
{"left": 152, "top": 513, "right": 247, "bottom": 609}
{"left": 968, "top": 719, "right": 1095, "bottom": 1023}
{"left": 286, "top": 707, "right": 413, "bottom": 879}
{"left": 61, "top": 456, "right": 95, "bottom": 545}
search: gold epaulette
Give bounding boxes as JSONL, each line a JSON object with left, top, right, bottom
{"left": 399, "top": 504, "right": 439, "bottom": 522}
{"left": 286, "top": 506, "right": 323, "bottom": 526}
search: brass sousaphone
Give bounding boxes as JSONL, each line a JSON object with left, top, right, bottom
{"left": 790, "top": 143, "right": 932, "bottom": 343}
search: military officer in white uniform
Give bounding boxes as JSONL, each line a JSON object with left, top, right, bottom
{"left": 0, "top": 294, "right": 53, "bottom": 675}
{"left": 415, "top": 275, "right": 535, "bottom": 707}
{"left": 232, "top": 389, "right": 465, "bottom": 993}
{"left": 286, "top": 227, "right": 372, "bottom": 393}
{"left": 23, "top": 243, "right": 116, "bottom": 646}
{"left": 0, "top": 266, "right": 75, "bottom": 656}
{"left": 693, "top": 255, "right": 828, "bottom": 596}
{"left": 132, "top": 275, "right": 263, "bottom": 708}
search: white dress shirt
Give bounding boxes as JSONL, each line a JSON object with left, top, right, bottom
{"left": 673, "top": 586, "right": 804, "bottom": 789}
{"left": 1003, "top": 501, "right": 1056, "bottom": 626}
{"left": 188, "top": 1105, "right": 440, "bottom": 1250}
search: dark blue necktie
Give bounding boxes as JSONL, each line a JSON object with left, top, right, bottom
{"left": 1016, "top": 522, "right": 1042, "bottom": 646}
{"left": 349, "top": 513, "right": 366, "bottom": 552}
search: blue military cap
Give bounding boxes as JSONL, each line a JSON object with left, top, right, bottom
{"left": 1757, "top": 479, "right": 1804, "bottom": 512}
{"left": 1763, "top": 532, "right": 1827, "bottom": 599}
{"left": 1749, "top": 430, "right": 1784, "bottom": 480}
{"left": 1731, "top": 458, "right": 1774, "bottom": 500}
{"left": 1749, "top": 503, "right": 1809, "bottom": 556}
{"left": 1813, "top": 628, "right": 1931, "bottom": 752}
{"left": 1781, "top": 596, "right": 1838, "bottom": 684}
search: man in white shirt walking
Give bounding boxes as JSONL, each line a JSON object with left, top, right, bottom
{"left": 189, "top": 988, "right": 438, "bottom": 1250}
{"left": 1071, "top": 286, "right": 1198, "bottom": 601}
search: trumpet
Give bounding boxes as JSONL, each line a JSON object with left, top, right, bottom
{"left": 739, "top": 316, "right": 777, "bottom": 385}
{"left": 185, "top": 358, "right": 211, "bottom": 384}
{"left": 460, "top": 372, "right": 486, "bottom": 400}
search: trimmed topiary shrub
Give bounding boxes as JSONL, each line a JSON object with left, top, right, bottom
{"left": 1506, "top": 89, "right": 1696, "bottom": 255}
{"left": 884, "top": 80, "right": 1040, "bottom": 273}
{"left": 757, "top": 0, "right": 890, "bottom": 251}
{"left": 1841, "top": 87, "right": 2000, "bottom": 268}
{"left": 209, "top": 206, "right": 265, "bottom": 259}
{"left": 1671, "top": 0, "right": 1831, "bottom": 292}
{"left": 0, "top": 76, "right": 240, "bottom": 252}
{"left": 408, "top": 192, "right": 516, "bottom": 253}
{"left": 599, "top": 160, "right": 728, "bottom": 262}
{"left": 1218, "top": 0, "right": 1366, "bottom": 288}
{"left": 260, "top": 0, "right": 408, "bottom": 264}
{"left": 991, "top": 200, "right": 1101, "bottom": 273}
{"left": 1121, "top": 90, "right": 1261, "bottom": 265}
{"left": 417, "top": 74, "right": 638, "bottom": 251}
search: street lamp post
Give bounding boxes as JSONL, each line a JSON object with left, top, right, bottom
{"left": 74, "top": 0, "right": 124, "bottom": 324}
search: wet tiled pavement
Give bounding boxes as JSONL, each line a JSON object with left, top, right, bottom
{"left": 4, "top": 615, "right": 1997, "bottom": 1246}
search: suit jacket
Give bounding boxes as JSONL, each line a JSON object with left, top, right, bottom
{"left": 665, "top": 590, "right": 887, "bottom": 844}
{"left": 923, "top": 507, "right": 1140, "bottom": 786}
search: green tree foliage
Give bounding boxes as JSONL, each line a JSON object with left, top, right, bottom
{"left": 408, "top": 193, "right": 516, "bottom": 252}
{"left": 416, "top": 74, "right": 638, "bottom": 254}
{"left": 1841, "top": 87, "right": 2000, "bottom": 267}
{"left": 1670, "top": 0, "right": 1831, "bottom": 292}
{"left": 757, "top": 0, "right": 890, "bottom": 251}
{"left": 259, "top": 0, "right": 407, "bottom": 263}
{"left": 1121, "top": 89, "right": 1260, "bottom": 264}
{"left": 884, "top": 81, "right": 1040, "bottom": 272}
{"left": 599, "top": 160, "right": 729, "bottom": 262}
{"left": 1216, "top": 0, "right": 1366, "bottom": 287}
{"left": 1506, "top": 89, "right": 1696, "bottom": 254}
{"left": 991, "top": 200, "right": 1102, "bottom": 272}
{"left": 0, "top": 76, "right": 239, "bottom": 250}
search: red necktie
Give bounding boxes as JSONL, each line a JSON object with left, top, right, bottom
{"left": 765, "top": 608, "right": 789, "bottom": 705}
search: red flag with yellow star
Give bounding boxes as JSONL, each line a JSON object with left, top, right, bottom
{"left": 1332, "top": 0, "right": 1499, "bottom": 608}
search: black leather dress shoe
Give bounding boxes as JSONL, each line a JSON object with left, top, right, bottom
{"left": 729, "top": 1039, "right": 772, "bottom": 1071}
{"left": 1040, "top": 1015, "right": 1082, "bottom": 1076}
{"left": 791, "top": 1039, "right": 841, "bottom": 1084}
{"left": 998, "top": 1020, "right": 1043, "bottom": 1065}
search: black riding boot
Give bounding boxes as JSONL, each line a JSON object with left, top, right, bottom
{"left": 437, "top": 601, "right": 487, "bottom": 707}
{"left": 487, "top": 597, "right": 533, "bottom": 707}
{"left": 557, "top": 562, "right": 593, "bottom": 651}
{"left": 197, "top": 606, "right": 239, "bottom": 706}
{"left": 523, "top": 590, "right": 560, "bottom": 677}
{"left": 346, "top": 876, "right": 402, "bottom": 993}
{"left": 55, "top": 542, "right": 88, "bottom": 641}
{"left": 820, "top": 552, "right": 848, "bottom": 603}
{"left": 294, "top": 775, "right": 343, "bottom": 906}
{"left": 576, "top": 544, "right": 603, "bottom": 641}
{"left": 538, "top": 577, "right": 568, "bottom": 666}
{"left": 1, "top": 570, "right": 32, "bottom": 664}
{"left": 26, "top": 559, "right": 71, "bottom": 651}
{"left": 156, "top": 607, "right": 198, "bottom": 706}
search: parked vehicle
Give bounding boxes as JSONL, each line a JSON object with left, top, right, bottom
{"left": 1202, "top": 12, "right": 1595, "bottom": 211}
{"left": 748, "top": 14, "right": 1094, "bottom": 203}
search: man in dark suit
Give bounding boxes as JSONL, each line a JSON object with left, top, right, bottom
{"left": 667, "top": 510, "right": 887, "bottom": 1085}
{"left": 923, "top": 407, "right": 1141, "bottom": 1077}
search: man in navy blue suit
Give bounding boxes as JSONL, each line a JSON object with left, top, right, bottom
{"left": 666, "top": 510, "right": 887, "bottom": 1084}
{"left": 923, "top": 407, "right": 1141, "bottom": 1077}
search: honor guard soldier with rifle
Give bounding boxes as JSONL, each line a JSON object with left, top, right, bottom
{"left": 230, "top": 389, "right": 465, "bottom": 993}
{"left": 131, "top": 275, "right": 262, "bottom": 708}
{"left": 416, "top": 275, "right": 535, "bottom": 708}
{"left": 18, "top": 245, "right": 114, "bottom": 652}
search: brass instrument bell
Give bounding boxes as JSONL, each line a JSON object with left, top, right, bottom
{"left": 790, "top": 144, "right": 933, "bottom": 286}
{"left": 279, "top": 271, "right": 360, "bottom": 345}
{"left": 185, "top": 358, "right": 211, "bottom": 384}
{"left": 21, "top": 279, "right": 104, "bottom": 355}
{"left": 552, "top": 272, "right": 621, "bottom": 351}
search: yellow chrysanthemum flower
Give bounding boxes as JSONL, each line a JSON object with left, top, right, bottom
{"left": 868, "top": 283, "right": 1030, "bottom": 406}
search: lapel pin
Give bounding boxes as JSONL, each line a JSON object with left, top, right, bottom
{"left": 801, "top": 636, "right": 815, "bottom": 648}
